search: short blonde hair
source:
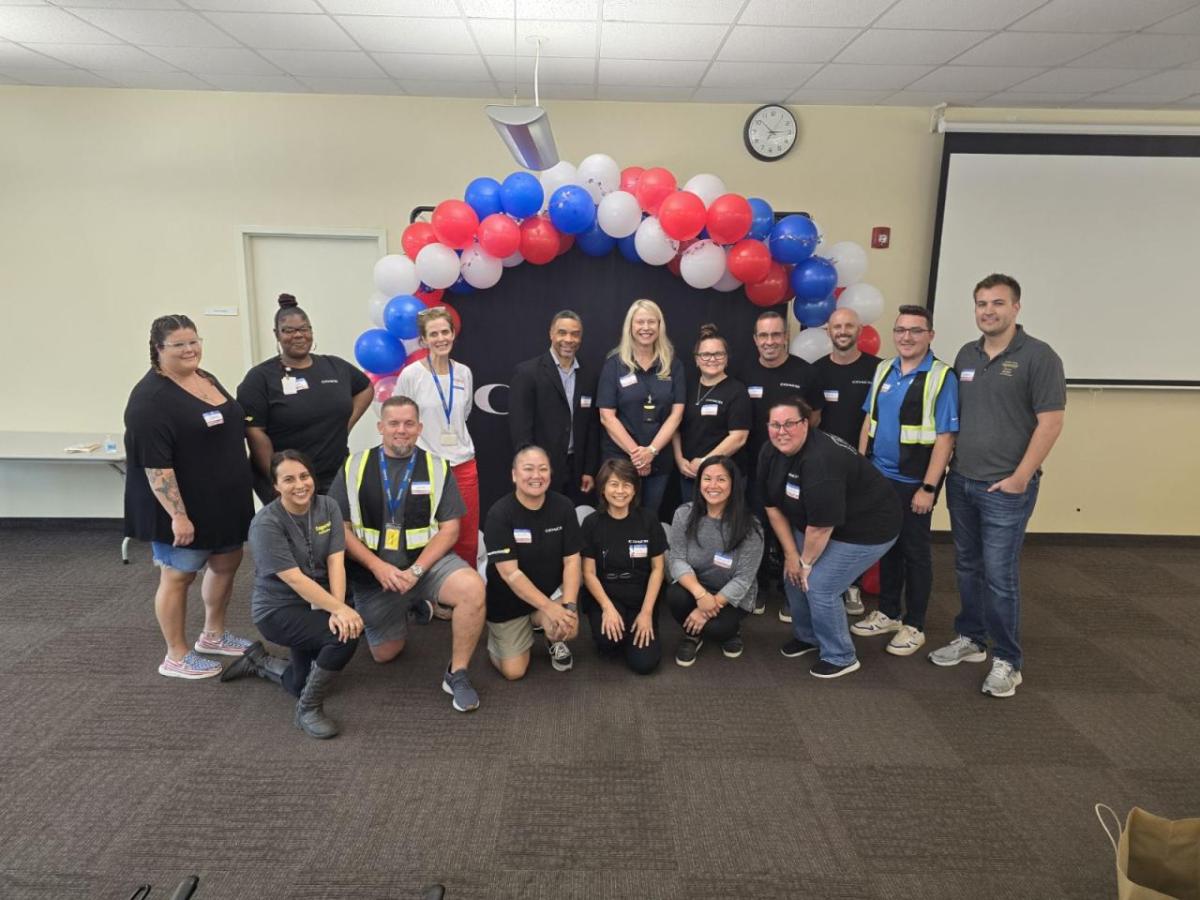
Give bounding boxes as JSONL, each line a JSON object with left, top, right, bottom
{"left": 613, "top": 299, "right": 674, "bottom": 380}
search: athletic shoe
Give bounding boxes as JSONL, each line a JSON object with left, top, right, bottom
{"left": 780, "top": 638, "right": 818, "bottom": 659}
{"left": 753, "top": 594, "right": 766, "bottom": 615}
{"left": 928, "top": 635, "right": 988, "bottom": 667}
{"left": 810, "top": 658, "right": 861, "bottom": 679}
{"left": 721, "top": 635, "right": 744, "bottom": 658}
{"left": 432, "top": 601, "right": 453, "bottom": 621}
{"left": 441, "top": 667, "right": 480, "bottom": 712}
{"left": 778, "top": 605, "right": 793, "bottom": 624}
{"left": 843, "top": 586, "right": 865, "bottom": 616}
{"left": 886, "top": 625, "right": 926, "bottom": 657}
{"left": 158, "top": 651, "right": 222, "bottom": 680}
{"left": 850, "top": 610, "right": 902, "bottom": 637}
{"left": 410, "top": 598, "right": 434, "bottom": 626}
{"left": 981, "top": 659, "right": 1022, "bottom": 698}
{"left": 193, "top": 631, "right": 254, "bottom": 657}
{"left": 546, "top": 639, "right": 573, "bottom": 672}
{"left": 675, "top": 636, "right": 703, "bottom": 667}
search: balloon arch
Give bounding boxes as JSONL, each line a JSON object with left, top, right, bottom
{"left": 355, "top": 154, "right": 886, "bottom": 395}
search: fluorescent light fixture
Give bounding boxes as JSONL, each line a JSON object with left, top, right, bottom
{"left": 485, "top": 103, "right": 559, "bottom": 170}
{"left": 936, "top": 116, "right": 1200, "bottom": 136}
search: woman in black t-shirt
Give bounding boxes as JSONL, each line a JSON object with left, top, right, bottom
{"left": 237, "top": 294, "right": 373, "bottom": 501}
{"left": 123, "top": 315, "right": 255, "bottom": 681}
{"left": 580, "top": 458, "right": 666, "bottom": 675}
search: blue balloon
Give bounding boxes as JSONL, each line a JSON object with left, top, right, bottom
{"left": 354, "top": 328, "right": 406, "bottom": 375}
{"left": 793, "top": 294, "right": 837, "bottom": 328}
{"left": 576, "top": 220, "right": 616, "bottom": 257}
{"left": 464, "top": 176, "right": 503, "bottom": 220}
{"left": 790, "top": 256, "right": 838, "bottom": 301}
{"left": 449, "top": 275, "right": 475, "bottom": 295}
{"left": 747, "top": 197, "right": 774, "bottom": 241}
{"left": 500, "top": 171, "right": 543, "bottom": 219}
{"left": 617, "top": 232, "right": 642, "bottom": 264}
{"left": 547, "top": 184, "right": 596, "bottom": 235}
{"left": 383, "top": 294, "right": 425, "bottom": 340}
{"left": 769, "top": 214, "right": 819, "bottom": 264}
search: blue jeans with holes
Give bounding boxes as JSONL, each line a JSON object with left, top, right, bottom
{"left": 785, "top": 530, "right": 897, "bottom": 667}
{"left": 946, "top": 471, "right": 1040, "bottom": 670}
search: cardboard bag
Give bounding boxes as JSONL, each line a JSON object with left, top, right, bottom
{"left": 1096, "top": 804, "right": 1200, "bottom": 900}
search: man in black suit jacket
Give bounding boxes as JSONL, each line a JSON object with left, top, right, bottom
{"left": 509, "top": 310, "right": 599, "bottom": 505}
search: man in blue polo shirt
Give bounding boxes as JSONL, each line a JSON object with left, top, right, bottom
{"left": 852, "top": 305, "right": 958, "bottom": 657}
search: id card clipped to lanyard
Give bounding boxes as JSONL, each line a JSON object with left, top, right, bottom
{"left": 379, "top": 451, "right": 417, "bottom": 551}
{"left": 428, "top": 359, "right": 458, "bottom": 448}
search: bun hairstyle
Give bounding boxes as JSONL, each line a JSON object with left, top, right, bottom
{"left": 694, "top": 322, "right": 728, "bottom": 355}
{"left": 274, "top": 292, "right": 309, "bottom": 330}
{"left": 149, "top": 313, "right": 198, "bottom": 370}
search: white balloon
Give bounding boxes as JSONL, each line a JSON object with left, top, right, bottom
{"left": 827, "top": 241, "right": 868, "bottom": 287}
{"left": 574, "top": 504, "right": 595, "bottom": 525}
{"left": 634, "top": 216, "right": 679, "bottom": 266}
{"left": 712, "top": 266, "right": 742, "bottom": 293}
{"left": 367, "top": 291, "right": 389, "bottom": 328}
{"left": 373, "top": 254, "right": 419, "bottom": 297}
{"left": 459, "top": 242, "right": 502, "bottom": 289}
{"left": 402, "top": 336, "right": 422, "bottom": 354}
{"left": 837, "top": 282, "right": 884, "bottom": 325}
{"left": 502, "top": 250, "right": 524, "bottom": 268}
{"left": 538, "top": 161, "right": 577, "bottom": 209}
{"left": 576, "top": 153, "right": 620, "bottom": 203}
{"left": 683, "top": 173, "right": 727, "bottom": 208}
{"left": 811, "top": 219, "right": 826, "bottom": 255}
{"left": 790, "top": 327, "right": 833, "bottom": 363}
{"left": 680, "top": 239, "right": 726, "bottom": 290}
{"left": 415, "top": 242, "right": 460, "bottom": 290}
{"left": 597, "top": 190, "right": 642, "bottom": 238}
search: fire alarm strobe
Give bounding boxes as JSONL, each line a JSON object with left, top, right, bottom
{"left": 871, "top": 227, "right": 891, "bottom": 249}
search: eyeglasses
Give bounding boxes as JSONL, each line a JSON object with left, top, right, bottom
{"left": 768, "top": 419, "right": 805, "bottom": 432}
{"left": 279, "top": 325, "right": 312, "bottom": 336}
{"left": 754, "top": 332, "right": 786, "bottom": 341}
{"left": 161, "top": 339, "right": 203, "bottom": 351}
{"left": 892, "top": 327, "right": 930, "bottom": 337}
{"left": 696, "top": 352, "right": 727, "bottom": 362}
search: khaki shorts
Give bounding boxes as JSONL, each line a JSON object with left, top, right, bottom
{"left": 486, "top": 615, "right": 536, "bottom": 660}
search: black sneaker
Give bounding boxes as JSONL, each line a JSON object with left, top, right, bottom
{"left": 810, "top": 658, "right": 862, "bottom": 679}
{"left": 409, "top": 598, "right": 434, "bottom": 626}
{"left": 753, "top": 594, "right": 766, "bottom": 615}
{"left": 721, "top": 635, "right": 744, "bottom": 658}
{"left": 780, "top": 638, "right": 817, "bottom": 659}
{"left": 675, "top": 637, "right": 703, "bottom": 667}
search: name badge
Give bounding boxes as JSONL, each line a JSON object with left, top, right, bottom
{"left": 786, "top": 483, "right": 801, "bottom": 500}
{"left": 628, "top": 540, "right": 648, "bottom": 558}
{"left": 202, "top": 410, "right": 224, "bottom": 427}
{"left": 580, "top": 395, "right": 592, "bottom": 408}
{"left": 383, "top": 524, "right": 402, "bottom": 551}
{"left": 411, "top": 481, "right": 431, "bottom": 496}
{"left": 619, "top": 373, "right": 638, "bottom": 389}
{"left": 961, "top": 369, "right": 975, "bottom": 382}
{"left": 824, "top": 389, "right": 839, "bottom": 402}
{"left": 294, "top": 377, "right": 309, "bottom": 391}
{"left": 513, "top": 528, "right": 532, "bottom": 544}
{"left": 281, "top": 377, "right": 298, "bottom": 395}
{"left": 700, "top": 403, "right": 719, "bottom": 417}
{"left": 440, "top": 432, "right": 459, "bottom": 447}
{"left": 713, "top": 552, "right": 733, "bottom": 570}
{"left": 879, "top": 382, "right": 892, "bottom": 393}
{"left": 747, "top": 386, "right": 763, "bottom": 399}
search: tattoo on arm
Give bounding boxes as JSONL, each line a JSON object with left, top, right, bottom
{"left": 145, "top": 468, "right": 187, "bottom": 517}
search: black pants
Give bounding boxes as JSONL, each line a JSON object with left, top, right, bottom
{"left": 748, "top": 474, "right": 783, "bottom": 594}
{"left": 256, "top": 606, "right": 359, "bottom": 697}
{"left": 878, "top": 479, "right": 933, "bottom": 630}
{"left": 664, "top": 583, "right": 749, "bottom": 643}
{"left": 583, "top": 596, "right": 661, "bottom": 675}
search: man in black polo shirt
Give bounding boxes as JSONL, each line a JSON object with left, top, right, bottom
{"left": 928, "top": 274, "right": 1065, "bottom": 699}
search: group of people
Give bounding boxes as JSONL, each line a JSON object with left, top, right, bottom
{"left": 123, "top": 270, "right": 1065, "bottom": 739}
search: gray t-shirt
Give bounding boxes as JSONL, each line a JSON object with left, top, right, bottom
{"left": 248, "top": 494, "right": 346, "bottom": 623}
{"left": 667, "top": 503, "right": 763, "bottom": 611}
{"left": 951, "top": 326, "right": 1066, "bottom": 483}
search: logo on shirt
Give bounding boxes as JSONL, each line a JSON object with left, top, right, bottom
{"left": 780, "top": 382, "right": 802, "bottom": 389}
{"left": 544, "top": 525, "right": 563, "bottom": 534}
{"left": 315, "top": 521, "right": 332, "bottom": 535}
{"left": 320, "top": 379, "right": 339, "bottom": 384}
{"left": 1000, "top": 361, "right": 1020, "bottom": 377}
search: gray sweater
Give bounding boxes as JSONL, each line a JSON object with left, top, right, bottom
{"left": 667, "top": 503, "right": 763, "bottom": 612}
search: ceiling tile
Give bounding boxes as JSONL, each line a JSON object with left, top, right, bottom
{"left": 200, "top": 73, "right": 311, "bottom": 91}
{"left": 25, "top": 42, "right": 178, "bottom": 70}
{"left": 691, "top": 84, "right": 793, "bottom": 102}
{"left": 951, "top": 31, "right": 1116, "bottom": 66}
{"left": 484, "top": 54, "right": 595, "bottom": 84}
{"left": 69, "top": 9, "right": 239, "bottom": 46}
{"left": 105, "top": 70, "right": 212, "bottom": 89}
{"left": 786, "top": 87, "right": 893, "bottom": 104}
{"left": 880, "top": 89, "right": 991, "bottom": 105}
{"left": 803, "top": 63, "right": 934, "bottom": 90}
{"left": 56, "top": 0, "right": 184, "bottom": 8}
{"left": 1076, "top": 94, "right": 1178, "bottom": 107}
{"left": 718, "top": 26, "right": 859, "bottom": 63}
{"left": 741, "top": 0, "right": 895, "bottom": 28}
{"left": 531, "top": 81, "right": 595, "bottom": 99}
{"left": 337, "top": 15, "right": 476, "bottom": 53}
{"left": 259, "top": 48, "right": 384, "bottom": 77}
{"left": 603, "top": 0, "right": 744, "bottom": 24}
{"left": 203, "top": 12, "right": 357, "bottom": 50}
{"left": 0, "top": 6, "right": 123, "bottom": 42}
{"left": 145, "top": 45, "right": 281, "bottom": 74}
{"left": 0, "top": 39, "right": 71, "bottom": 66}
{"left": 599, "top": 21, "right": 727, "bottom": 60}
{"left": 594, "top": 83, "right": 693, "bottom": 100}
{"left": 394, "top": 78, "right": 500, "bottom": 97}
{"left": 1171, "top": 93, "right": 1200, "bottom": 106}
{"left": 1067, "top": 35, "right": 1200, "bottom": 68}
{"left": 983, "top": 90, "right": 1093, "bottom": 105}
{"left": 907, "top": 65, "right": 1046, "bottom": 91}
{"left": 835, "top": 28, "right": 989, "bottom": 65}
{"left": 468, "top": 18, "right": 597, "bottom": 57}
{"left": 516, "top": 0, "right": 598, "bottom": 20}
{"left": 0, "top": 73, "right": 20, "bottom": 84}
{"left": 191, "top": 1, "right": 321, "bottom": 10}
{"left": 317, "top": 0, "right": 456, "bottom": 13}
{"left": 1147, "top": 6, "right": 1200, "bottom": 33}
{"left": 0, "top": 65, "right": 115, "bottom": 84}
{"left": 1103, "top": 69, "right": 1200, "bottom": 95}
{"left": 703, "top": 60, "right": 821, "bottom": 89}
{"left": 457, "top": 0, "right": 513, "bottom": 17}
{"left": 875, "top": 0, "right": 1045, "bottom": 30}
{"left": 373, "top": 51, "right": 491, "bottom": 81}
{"left": 295, "top": 75, "right": 402, "bottom": 93}
{"left": 1014, "top": 67, "right": 1155, "bottom": 93}
{"left": 597, "top": 57, "right": 707, "bottom": 85}
{"left": 1009, "top": 0, "right": 1197, "bottom": 33}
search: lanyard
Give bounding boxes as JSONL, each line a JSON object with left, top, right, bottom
{"left": 427, "top": 359, "right": 455, "bottom": 426}
{"left": 379, "top": 451, "right": 418, "bottom": 524}
{"left": 281, "top": 504, "right": 315, "bottom": 572}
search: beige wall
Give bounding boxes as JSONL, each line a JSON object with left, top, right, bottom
{"left": 1, "top": 86, "right": 1196, "bottom": 534}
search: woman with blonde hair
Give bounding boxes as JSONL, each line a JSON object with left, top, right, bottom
{"left": 596, "top": 299, "right": 686, "bottom": 515}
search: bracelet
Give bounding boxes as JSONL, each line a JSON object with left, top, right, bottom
{"left": 800, "top": 560, "right": 814, "bottom": 569}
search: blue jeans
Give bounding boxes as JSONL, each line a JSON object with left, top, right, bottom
{"left": 678, "top": 475, "right": 696, "bottom": 504}
{"left": 640, "top": 473, "right": 669, "bottom": 517}
{"left": 945, "top": 471, "right": 1039, "bottom": 670}
{"left": 785, "top": 530, "right": 897, "bottom": 666}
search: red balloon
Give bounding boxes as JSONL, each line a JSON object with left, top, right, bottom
{"left": 402, "top": 348, "right": 429, "bottom": 369}
{"left": 620, "top": 166, "right": 644, "bottom": 194}
{"left": 557, "top": 231, "right": 575, "bottom": 256}
{"left": 519, "top": 214, "right": 560, "bottom": 265}
{"left": 858, "top": 324, "right": 881, "bottom": 356}
{"left": 861, "top": 561, "right": 881, "bottom": 595}
{"left": 658, "top": 190, "right": 707, "bottom": 241}
{"left": 634, "top": 167, "right": 677, "bottom": 215}
{"left": 744, "top": 261, "right": 790, "bottom": 307}
{"left": 476, "top": 213, "right": 520, "bottom": 259}
{"left": 833, "top": 286, "right": 845, "bottom": 299}
{"left": 441, "top": 302, "right": 462, "bottom": 336}
{"left": 415, "top": 288, "right": 444, "bottom": 306}
{"left": 666, "top": 238, "right": 696, "bottom": 277}
{"left": 401, "top": 222, "right": 437, "bottom": 260}
{"left": 706, "top": 193, "right": 752, "bottom": 245}
{"left": 431, "top": 199, "right": 479, "bottom": 250}
{"left": 727, "top": 239, "right": 772, "bottom": 285}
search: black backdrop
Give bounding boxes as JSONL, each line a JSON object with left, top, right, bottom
{"left": 448, "top": 250, "right": 783, "bottom": 513}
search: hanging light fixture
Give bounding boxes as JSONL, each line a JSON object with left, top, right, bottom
{"left": 485, "top": 34, "right": 559, "bottom": 171}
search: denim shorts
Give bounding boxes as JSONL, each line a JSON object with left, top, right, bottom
{"left": 151, "top": 541, "right": 243, "bottom": 573}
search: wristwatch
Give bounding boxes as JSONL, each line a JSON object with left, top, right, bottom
{"left": 409, "top": 563, "right": 424, "bottom": 579}
{"left": 920, "top": 483, "right": 936, "bottom": 494}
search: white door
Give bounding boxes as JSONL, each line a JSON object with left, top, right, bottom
{"left": 243, "top": 230, "right": 386, "bottom": 456}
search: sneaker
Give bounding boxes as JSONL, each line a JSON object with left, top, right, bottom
{"left": 410, "top": 598, "right": 434, "bottom": 626}
{"left": 981, "top": 659, "right": 1022, "bottom": 698}
{"left": 441, "top": 667, "right": 480, "bottom": 712}
{"left": 843, "top": 586, "right": 865, "bottom": 616}
{"left": 546, "top": 639, "right": 573, "bottom": 672}
{"left": 158, "top": 651, "right": 222, "bottom": 680}
{"left": 810, "top": 658, "right": 862, "bottom": 679}
{"left": 886, "top": 625, "right": 926, "bottom": 656}
{"left": 928, "top": 635, "right": 988, "bottom": 667}
{"left": 675, "top": 636, "right": 703, "bottom": 667}
{"left": 778, "top": 605, "right": 793, "bottom": 624}
{"left": 850, "top": 610, "right": 902, "bottom": 637}
{"left": 193, "top": 631, "right": 254, "bottom": 657}
{"left": 780, "top": 638, "right": 818, "bottom": 659}
{"left": 721, "top": 635, "right": 744, "bottom": 658}
{"left": 753, "top": 594, "right": 766, "bottom": 616}
{"left": 432, "top": 601, "right": 453, "bottom": 621}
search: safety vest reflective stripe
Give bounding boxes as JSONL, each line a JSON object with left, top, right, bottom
{"left": 343, "top": 448, "right": 444, "bottom": 551}
{"left": 866, "top": 358, "right": 949, "bottom": 446}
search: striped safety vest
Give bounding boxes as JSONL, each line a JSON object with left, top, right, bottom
{"left": 342, "top": 447, "right": 447, "bottom": 552}
{"left": 865, "top": 357, "right": 951, "bottom": 480}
